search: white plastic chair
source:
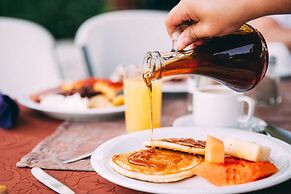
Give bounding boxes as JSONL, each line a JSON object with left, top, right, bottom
{"left": 0, "top": 17, "right": 62, "bottom": 97}
{"left": 75, "top": 10, "right": 171, "bottom": 78}
{"left": 267, "top": 42, "right": 291, "bottom": 77}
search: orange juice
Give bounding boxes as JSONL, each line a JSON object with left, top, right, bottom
{"left": 124, "top": 78, "right": 162, "bottom": 132}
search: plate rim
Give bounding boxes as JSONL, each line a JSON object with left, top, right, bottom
{"left": 90, "top": 126, "right": 291, "bottom": 194}
{"left": 17, "top": 95, "right": 125, "bottom": 115}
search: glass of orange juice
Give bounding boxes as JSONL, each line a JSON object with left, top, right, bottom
{"left": 123, "top": 64, "right": 162, "bottom": 133}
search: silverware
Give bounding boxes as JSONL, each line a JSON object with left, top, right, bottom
{"left": 250, "top": 125, "right": 272, "bottom": 136}
{"left": 62, "top": 152, "right": 92, "bottom": 164}
{"left": 250, "top": 124, "right": 291, "bottom": 144}
{"left": 31, "top": 167, "right": 75, "bottom": 194}
{"left": 264, "top": 125, "right": 291, "bottom": 144}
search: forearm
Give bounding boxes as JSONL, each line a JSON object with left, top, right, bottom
{"left": 271, "top": 30, "right": 291, "bottom": 50}
{"left": 251, "top": 17, "right": 291, "bottom": 50}
{"left": 247, "top": 0, "right": 291, "bottom": 21}
{"left": 263, "top": 28, "right": 291, "bottom": 50}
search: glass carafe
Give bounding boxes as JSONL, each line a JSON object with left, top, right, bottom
{"left": 143, "top": 24, "right": 268, "bottom": 92}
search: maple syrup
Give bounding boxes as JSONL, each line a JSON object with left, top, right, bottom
{"left": 127, "top": 148, "right": 187, "bottom": 171}
{"left": 143, "top": 24, "right": 268, "bottom": 92}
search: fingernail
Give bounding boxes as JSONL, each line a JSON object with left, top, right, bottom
{"left": 178, "top": 35, "right": 191, "bottom": 50}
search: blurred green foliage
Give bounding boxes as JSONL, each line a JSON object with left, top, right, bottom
{"left": 0, "top": 0, "right": 106, "bottom": 39}
{"left": 0, "top": 0, "right": 179, "bottom": 39}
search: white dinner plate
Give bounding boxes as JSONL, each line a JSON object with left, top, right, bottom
{"left": 17, "top": 95, "right": 125, "bottom": 121}
{"left": 173, "top": 114, "right": 266, "bottom": 130}
{"left": 91, "top": 127, "right": 291, "bottom": 194}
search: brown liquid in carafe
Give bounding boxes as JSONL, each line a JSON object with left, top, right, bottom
{"left": 143, "top": 25, "right": 268, "bottom": 92}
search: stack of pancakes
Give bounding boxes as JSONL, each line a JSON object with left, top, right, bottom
{"left": 111, "top": 138, "right": 204, "bottom": 183}
{"left": 110, "top": 138, "right": 278, "bottom": 185}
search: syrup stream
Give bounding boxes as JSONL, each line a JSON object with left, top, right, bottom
{"left": 143, "top": 73, "right": 154, "bottom": 148}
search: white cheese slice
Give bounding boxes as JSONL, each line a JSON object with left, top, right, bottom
{"left": 224, "top": 137, "right": 271, "bottom": 162}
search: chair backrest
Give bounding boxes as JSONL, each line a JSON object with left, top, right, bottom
{"left": 0, "top": 17, "right": 62, "bottom": 97}
{"left": 75, "top": 10, "right": 171, "bottom": 78}
{"left": 267, "top": 42, "right": 291, "bottom": 76}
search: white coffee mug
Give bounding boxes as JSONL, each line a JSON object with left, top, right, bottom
{"left": 192, "top": 85, "right": 255, "bottom": 128}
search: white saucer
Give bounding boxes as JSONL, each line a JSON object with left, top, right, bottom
{"left": 173, "top": 114, "right": 266, "bottom": 130}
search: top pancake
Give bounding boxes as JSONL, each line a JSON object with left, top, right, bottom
{"left": 144, "top": 138, "right": 206, "bottom": 155}
{"left": 111, "top": 148, "right": 203, "bottom": 183}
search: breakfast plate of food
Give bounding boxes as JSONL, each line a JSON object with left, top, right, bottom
{"left": 91, "top": 127, "right": 291, "bottom": 194}
{"left": 18, "top": 78, "right": 125, "bottom": 121}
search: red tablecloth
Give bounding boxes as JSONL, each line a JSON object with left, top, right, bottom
{"left": 1, "top": 81, "right": 291, "bottom": 193}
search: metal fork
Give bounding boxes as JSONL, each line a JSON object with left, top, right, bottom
{"left": 249, "top": 125, "right": 272, "bottom": 137}
{"left": 250, "top": 124, "right": 291, "bottom": 145}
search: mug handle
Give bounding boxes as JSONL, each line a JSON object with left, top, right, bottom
{"left": 238, "top": 96, "right": 255, "bottom": 124}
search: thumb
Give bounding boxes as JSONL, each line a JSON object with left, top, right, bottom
{"left": 177, "top": 23, "right": 205, "bottom": 50}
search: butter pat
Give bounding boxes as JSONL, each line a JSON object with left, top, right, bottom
{"left": 224, "top": 137, "right": 271, "bottom": 162}
{"left": 205, "top": 135, "right": 225, "bottom": 163}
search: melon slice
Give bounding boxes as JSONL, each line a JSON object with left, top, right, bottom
{"left": 193, "top": 157, "right": 278, "bottom": 186}
{"left": 205, "top": 135, "right": 224, "bottom": 163}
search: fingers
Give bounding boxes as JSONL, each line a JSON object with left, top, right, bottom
{"left": 177, "top": 23, "right": 205, "bottom": 50}
{"left": 165, "top": 1, "right": 192, "bottom": 36}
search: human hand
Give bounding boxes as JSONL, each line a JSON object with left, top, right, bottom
{"left": 165, "top": 0, "right": 256, "bottom": 50}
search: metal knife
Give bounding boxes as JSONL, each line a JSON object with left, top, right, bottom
{"left": 264, "top": 125, "right": 291, "bottom": 144}
{"left": 62, "top": 152, "right": 92, "bottom": 164}
{"left": 31, "top": 167, "right": 75, "bottom": 194}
